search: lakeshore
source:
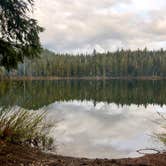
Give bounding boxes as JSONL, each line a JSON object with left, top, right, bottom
{"left": 0, "top": 141, "right": 166, "bottom": 166}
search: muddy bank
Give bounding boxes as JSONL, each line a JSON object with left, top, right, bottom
{"left": 0, "top": 141, "right": 166, "bottom": 166}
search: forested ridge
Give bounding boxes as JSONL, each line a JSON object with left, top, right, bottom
{"left": 1, "top": 48, "right": 166, "bottom": 77}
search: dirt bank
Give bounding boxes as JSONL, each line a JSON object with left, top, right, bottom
{"left": 0, "top": 141, "right": 166, "bottom": 166}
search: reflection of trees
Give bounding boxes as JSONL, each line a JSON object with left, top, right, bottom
{"left": 0, "top": 80, "right": 166, "bottom": 109}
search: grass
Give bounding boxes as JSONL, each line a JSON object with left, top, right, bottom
{"left": 0, "top": 107, "right": 54, "bottom": 150}
{"left": 157, "top": 134, "right": 166, "bottom": 145}
{"left": 155, "top": 112, "right": 166, "bottom": 146}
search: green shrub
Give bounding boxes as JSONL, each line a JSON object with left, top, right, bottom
{"left": 0, "top": 107, "right": 54, "bottom": 150}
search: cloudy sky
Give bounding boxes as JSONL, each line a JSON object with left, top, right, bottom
{"left": 34, "top": 0, "right": 166, "bottom": 53}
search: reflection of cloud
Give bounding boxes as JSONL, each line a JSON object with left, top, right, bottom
{"left": 45, "top": 101, "right": 166, "bottom": 159}
{"left": 34, "top": 0, "right": 166, "bottom": 52}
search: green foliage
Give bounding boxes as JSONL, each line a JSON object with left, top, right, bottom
{"left": 0, "top": 107, "right": 53, "bottom": 150}
{"left": 12, "top": 48, "right": 166, "bottom": 77}
{"left": 0, "top": 0, "right": 43, "bottom": 70}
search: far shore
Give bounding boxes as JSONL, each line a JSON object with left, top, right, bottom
{"left": 0, "top": 76, "right": 166, "bottom": 81}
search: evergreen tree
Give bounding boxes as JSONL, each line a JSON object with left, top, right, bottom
{"left": 0, "top": 0, "right": 43, "bottom": 70}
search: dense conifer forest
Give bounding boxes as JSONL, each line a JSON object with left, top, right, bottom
{"left": 1, "top": 48, "right": 166, "bottom": 77}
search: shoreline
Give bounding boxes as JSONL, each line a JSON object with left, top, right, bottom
{"left": 0, "top": 142, "right": 166, "bottom": 166}
{"left": 0, "top": 76, "right": 166, "bottom": 81}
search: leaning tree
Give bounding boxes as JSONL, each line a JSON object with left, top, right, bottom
{"left": 0, "top": 0, "right": 43, "bottom": 70}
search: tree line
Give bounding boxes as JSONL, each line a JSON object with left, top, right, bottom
{"left": 1, "top": 48, "right": 166, "bottom": 77}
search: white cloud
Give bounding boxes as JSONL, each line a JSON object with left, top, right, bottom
{"left": 33, "top": 0, "right": 166, "bottom": 53}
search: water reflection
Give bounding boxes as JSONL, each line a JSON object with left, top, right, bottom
{"left": 46, "top": 101, "right": 166, "bottom": 159}
{"left": 1, "top": 80, "right": 166, "bottom": 158}
{"left": 0, "top": 80, "right": 166, "bottom": 109}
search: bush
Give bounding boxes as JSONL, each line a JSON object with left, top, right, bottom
{"left": 0, "top": 107, "right": 54, "bottom": 150}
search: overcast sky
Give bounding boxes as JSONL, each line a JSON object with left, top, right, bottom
{"left": 34, "top": 0, "right": 166, "bottom": 53}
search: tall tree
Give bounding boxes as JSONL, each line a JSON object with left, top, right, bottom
{"left": 0, "top": 0, "right": 43, "bottom": 70}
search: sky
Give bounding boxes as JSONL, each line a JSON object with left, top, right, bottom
{"left": 34, "top": 0, "right": 166, "bottom": 53}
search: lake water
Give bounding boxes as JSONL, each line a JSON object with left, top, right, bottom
{"left": 0, "top": 80, "right": 166, "bottom": 159}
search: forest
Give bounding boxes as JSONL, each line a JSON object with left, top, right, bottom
{"left": 1, "top": 48, "right": 166, "bottom": 77}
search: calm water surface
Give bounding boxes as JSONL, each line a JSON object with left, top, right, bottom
{"left": 0, "top": 80, "right": 166, "bottom": 159}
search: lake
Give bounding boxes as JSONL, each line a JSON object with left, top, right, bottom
{"left": 0, "top": 80, "right": 166, "bottom": 159}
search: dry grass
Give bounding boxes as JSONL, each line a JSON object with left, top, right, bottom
{"left": 0, "top": 107, "right": 54, "bottom": 150}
